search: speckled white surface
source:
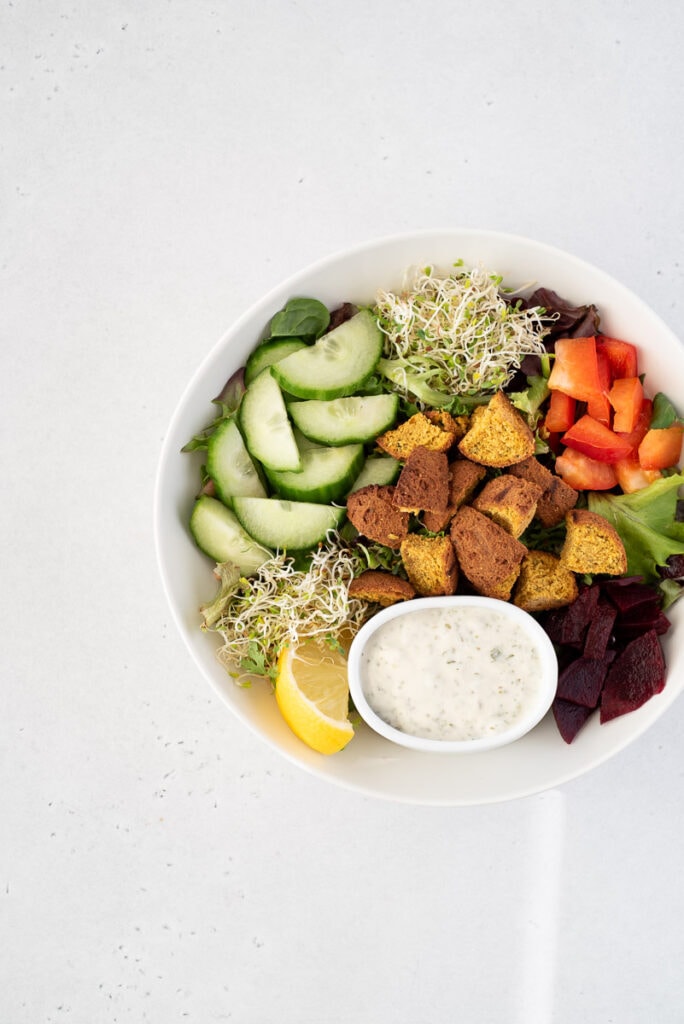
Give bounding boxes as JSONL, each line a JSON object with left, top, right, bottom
{"left": 3, "top": 1, "right": 684, "bottom": 1021}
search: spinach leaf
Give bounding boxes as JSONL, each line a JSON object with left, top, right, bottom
{"left": 268, "top": 297, "right": 330, "bottom": 342}
{"left": 650, "top": 392, "right": 683, "bottom": 429}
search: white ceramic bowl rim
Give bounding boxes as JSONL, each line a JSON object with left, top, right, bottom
{"left": 347, "top": 596, "right": 559, "bottom": 754}
{"left": 154, "top": 227, "right": 684, "bottom": 805}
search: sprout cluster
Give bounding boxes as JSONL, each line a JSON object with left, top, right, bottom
{"left": 375, "top": 264, "right": 548, "bottom": 401}
{"left": 205, "top": 534, "right": 372, "bottom": 682}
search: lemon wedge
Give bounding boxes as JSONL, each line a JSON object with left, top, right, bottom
{"left": 275, "top": 640, "right": 354, "bottom": 754}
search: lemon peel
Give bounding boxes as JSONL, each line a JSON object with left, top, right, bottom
{"left": 275, "top": 641, "right": 354, "bottom": 755}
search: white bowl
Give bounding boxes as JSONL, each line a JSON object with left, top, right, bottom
{"left": 154, "top": 228, "right": 684, "bottom": 806}
{"left": 347, "top": 596, "right": 558, "bottom": 754}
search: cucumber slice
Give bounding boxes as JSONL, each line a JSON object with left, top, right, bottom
{"left": 266, "top": 443, "right": 365, "bottom": 503}
{"left": 347, "top": 455, "right": 401, "bottom": 493}
{"left": 190, "top": 495, "right": 272, "bottom": 572}
{"left": 239, "top": 369, "right": 301, "bottom": 472}
{"left": 271, "top": 309, "right": 382, "bottom": 399}
{"left": 232, "top": 497, "right": 345, "bottom": 550}
{"left": 206, "top": 417, "right": 267, "bottom": 504}
{"left": 288, "top": 393, "right": 399, "bottom": 445}
{"left": 244, "top": 337, "right": 308, "bottom": 386}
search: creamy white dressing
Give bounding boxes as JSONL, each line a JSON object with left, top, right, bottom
{"left": 359, "top": 606, "right": 542, "bottom": 742}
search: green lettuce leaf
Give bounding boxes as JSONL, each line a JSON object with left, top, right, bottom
{"left": 587, "top": 474, "right": 684, "bottom": 584}
{"left": 199, "top": 561, "right": 242, "bottom": 629}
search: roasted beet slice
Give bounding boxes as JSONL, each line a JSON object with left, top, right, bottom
{"left": 552, "top": 698, "right": 595, "bottom": 744}
{"left": 600, "top": 630, "right": 666, "bottom": 723}
{"left": 602, "top": 580, "right": 660, "bottom": 614}
{"left": 559, "top": 585, "right": 600, "bottom": 646}
{"left": 583, "top": 597, "right": 617, "bottom": 658}
{"left": 556, "top": 656, "right": 612, "bottom": 708}
{"left": 614, "top": 609, "right": 671, "bottom": 639}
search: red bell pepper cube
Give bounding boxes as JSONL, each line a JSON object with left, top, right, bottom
{"left": 609, "top": 376, "right": 644, "bottom": 433}
{"left": 638, "top": 426, "right": 684, "bottom": 470}
{"left": 586, "top": 345, "right": 613, "bottom": 426}
{"left": 615, "top": 397, "right": 652, "bottom": 453}
{"left": 554, "top": 447, "right": 619, "bottom": 490}
{"left": 596, "top": 336, "right": 638, "bottom": 379}
{"left": 547, "top": 337, "right": 603, "bottom": 402}
{"left": 562, "top": 414, "right": 634, "bottom": 464}
{"left": 545, "top": 390, "right": 576, "bottom": 433}
{"left": 614, "top": 456, "right": 662, "bottom": 493}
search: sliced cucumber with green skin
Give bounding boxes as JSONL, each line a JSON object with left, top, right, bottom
{"left": 232, "top": 497, "right": 345, "bottom": 550}
{"left": 239, "top": 369, "right": 301, "bottom": 473}
{"left": 347, "top": 455, "right": 401, "bottom": 494}
{"left": 288, "top": 393, "right": 399, "bottom": 445}
{"left": 244, "top": 338, "right": 308, "bottom": 386}
{"left": 206, "top": 417, "right": 267, "bottom": 504}
{"left": 190, "top": 495, "right": 272, "bottom": 572}
{"left": 266, "top": 443, "right": 365, "bottom": 503}
{"left": 271, "top": 309, "right": 383, "bottom": 399}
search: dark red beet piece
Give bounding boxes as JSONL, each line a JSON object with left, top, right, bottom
{"left": 556, "top": 656, "right": 612, "bottom": 708}
{"left": 601, "top": 579, "right": 657, "bottom": 613}
{"left": 614, "top": 609, "right": 671, "bottom": 639}
{"left": 559, "top": 585, "right": 600, "bottom": 646}
{"left": 600, "top": 630, "right": 666, "bottom": 723}
{"left": 552, "top": 699, "right": 595, "bottom": 743}
{"left": 583, "top": 597, "right": 617, "bottom": 658}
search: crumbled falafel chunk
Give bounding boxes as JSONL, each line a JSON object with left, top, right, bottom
{"left": 513, "top": 550, "right": 579, "bottom": 612}
{"left": 472, "top": 474, "right": 543, "bottom": 538}
{"left": 507, "top": 456, "right": 578, "bottom": 527}
{"left": 392, "top": 447, "right": 449, "bottom": 513}
{"left": 422, "top": 458, "right": 487, "bottom": 532}
{"left": 449, "top": 505, "right": 527, "bottom": 600}
{"left": 376, "top": 412, "right": 455, "bottom": 460}
{"left": 348, "top": 569, "right": 416, "bottom": 606}
{"left": 345, "top": 484, "right": 409, "bottom": 549}
{"left": 560, "top": 509, "right": 627, "bottom": 576}
{"left": 424, "top": 409, "right": 470, "bottom": 442}
{"left": 457, "top": 391, "right": 535, "bottom": 467}
{"left": 399, "top": 534, "right": 458, "bottom": 596}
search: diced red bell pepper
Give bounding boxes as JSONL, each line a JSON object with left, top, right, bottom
{"left": 638, "top": 426, "right": 684, "bottom": 470}
{"left": 586, "top": 345, "right": 613, "bottom": 426}
{"left": 547, "top": 337, "right": 603, "bottom": 403}
{"left": 614, "top": 456, "right": 662, "bottom": 494}
{"left": 609, "top": 376, "right": 644, "bottom": 433}
{"left": 554, "top": 447, "right": 619, "bottom": 490}
{"left": 562, "top": 414, "right": 634, "bottom": 464}
{"left": 615, "top": 397, "right": 652, "bottom": 453}
{"left": 596, "top": 336, "right": 639, "bottom": 379}
{"left": 545, "top": 390, "right": 576, "bottom": 433}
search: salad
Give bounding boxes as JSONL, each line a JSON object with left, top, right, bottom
{"left": 184, "top": 261, "right": 684, "bottom": 753}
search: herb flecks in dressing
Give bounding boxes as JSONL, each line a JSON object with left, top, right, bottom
{"left": 360, "top": 606, "right": 542, "bottom": 741}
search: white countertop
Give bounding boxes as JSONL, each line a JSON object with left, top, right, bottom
{"left": 3, "top": 2, "right": 684, "bottom": 1021}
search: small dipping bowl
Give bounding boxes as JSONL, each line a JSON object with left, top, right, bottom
{"left": 347, "top": 596, "right": 559, "bottom": 754}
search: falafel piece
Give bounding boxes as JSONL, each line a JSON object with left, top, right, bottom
{"left": 345, "top": 484, "right": 409, "bottom": 549}
{"left": 513, "top": 550, "right": 579, "bottom": 612}
{"left": 424, "top": 409, "right": 470, "bottom": 442}
{"left": 399, "top": 534, "right": 458, "bottom": 596}
{"left": 457, "top": 391, "right": 535, "bottom": 467}
{"left": 449, "top": 505, "right": 527, "bottom": 600}
{"left": 392, "top": 447, "right": 450, "bottom": 514}
{"left": 422, "top": 458, "right": 487, "bottom": 532}
{"left": 348, "top": 570, "right": 416, "bottom": 606}
{"left": 376, "top": 412, "right": 455, "bottom": 460}
{"left": 559, "top": 510, "right": 627, "bottom": 576}
{"left": 472, "top": 474, "right": 544, "bottom": 538}
{"left": 507, "top": 456, "right": 579, "bottom": 527}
